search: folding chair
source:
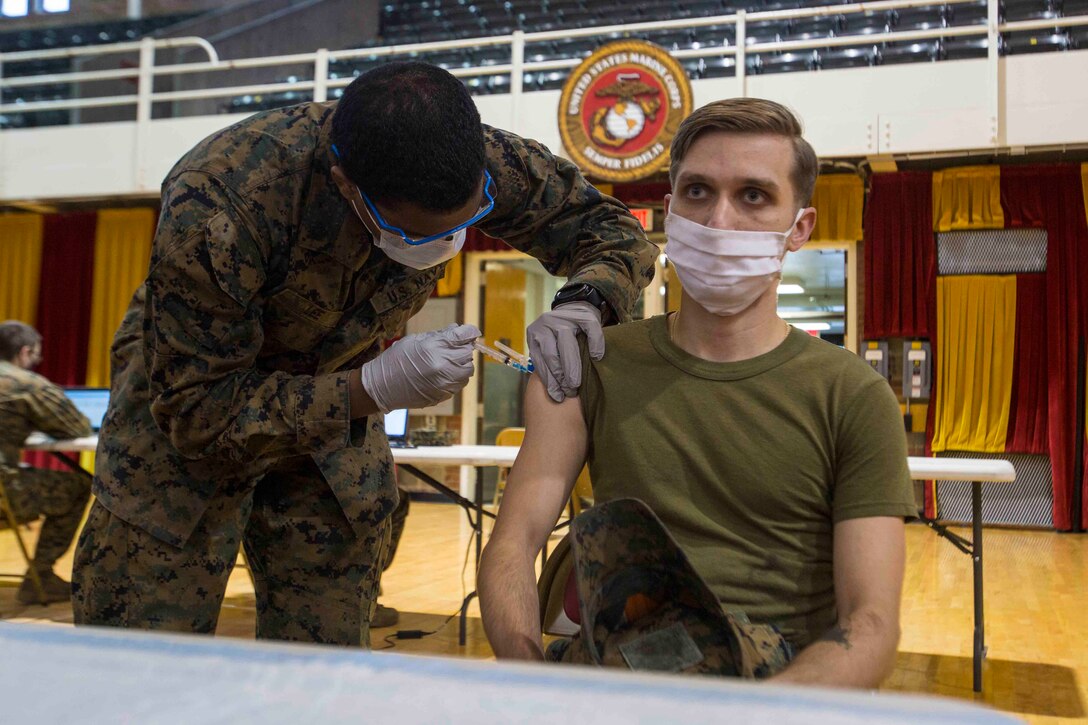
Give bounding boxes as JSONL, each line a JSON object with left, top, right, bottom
{"left": 0, "top": 466, "right": 47, "bottom": 605}
{"left": 568, "top": 465, "right": 594, "bottom": 518}
{"left": 491, "top": 427, "right": 594, "bottom": 516}
{"left": 491, "top": 427, "right": 526, "bottom": 508}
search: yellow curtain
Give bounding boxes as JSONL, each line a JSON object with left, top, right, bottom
{"left": 436, "top": 253, "right": 463, "bottom": 297}
{"left": 85, "top": 209, "right": 155, "bottom": 386}
{"left": 932, "top": 166, "right": 1004, "bottom": 232}
{"left": 930, "top": 275, "right": 1017, "bottom": 453}
{"left": 0, "top": 213, "right": 44, "bottom": 324}
{"left": 810, "top": 174, "right": 863, "bottom": 242}
{"left": 483, "top": 266, "right": 527, "bottom": 356}
{"left": 1081, "top": 163, "right": 1088, "bottom": 229}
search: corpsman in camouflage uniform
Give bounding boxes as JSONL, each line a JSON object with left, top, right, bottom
{"left": 71, "top": 61, "right": 656, "bottom": 645}
{"left": 0, "top": 321, "right": 92, "bottom": 604}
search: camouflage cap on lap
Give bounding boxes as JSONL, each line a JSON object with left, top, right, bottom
{"left": 568, "top": 498, "right": 791, "bottom": 678}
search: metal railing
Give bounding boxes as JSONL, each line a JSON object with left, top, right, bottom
{"left": 1, "top": 0, "right": 1086, "bottom": 128}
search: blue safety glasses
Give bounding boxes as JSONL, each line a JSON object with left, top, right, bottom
{"left": 358, "top": 169, "right": 495, "bottom": 246}
{"left": 332, "top": 142, "right": 495, "bottom": 246}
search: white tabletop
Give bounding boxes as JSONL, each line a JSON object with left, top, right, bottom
{"left": 23, "top": 434, "right": 1015, "bottom": 483}
{"left": 18, "top": 437, "right": 524, "bottom": 468}
{"left": 904, "top": 456, "right": 1015, "bottom": 483}
{"left": 392, "top": 444, "right": 519, "bottom": 467}
{"left": 0, "top": 623, "right": 1016, "bottom": 724}
{"left": 23, "top": 432, "right": 98, "bottom": 452}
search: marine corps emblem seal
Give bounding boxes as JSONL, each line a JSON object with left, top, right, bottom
{"left": 558, "top": 40, "right": 693, "bottom": 182}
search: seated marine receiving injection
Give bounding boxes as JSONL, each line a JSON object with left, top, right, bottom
{"left": 478, "top": 98, "right": 916, "bottom": 688}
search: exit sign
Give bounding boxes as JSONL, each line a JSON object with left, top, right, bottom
{"left": 630, "top": 207, "right": 654, "bottom": 230}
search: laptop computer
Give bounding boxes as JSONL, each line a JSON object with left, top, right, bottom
{"left": 64, "top": 387, "right": 110, "bottom": 432}
{"left": 384, "top": 408, "right": 413, "bottom": 448}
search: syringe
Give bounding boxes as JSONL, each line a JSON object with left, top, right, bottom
{"left": 473, "top": 340, "right": 534, "bottom": 374}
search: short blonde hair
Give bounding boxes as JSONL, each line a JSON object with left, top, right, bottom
{"left": 669, "top": 98, "right": 818, "bottom": 206}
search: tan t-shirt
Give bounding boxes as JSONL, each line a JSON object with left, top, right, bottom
{"left": 579, "top": 316, "right": 916, "bottom": 648}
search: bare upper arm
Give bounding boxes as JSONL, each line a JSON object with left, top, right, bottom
{"left": 833, "top": 516, "right": 906, "bottom": 622}
{"left": 488, "top": 373, "right": 588, "bottom": 555}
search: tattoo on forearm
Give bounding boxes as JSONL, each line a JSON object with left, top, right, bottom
{"left": 821, "top": 625, "right": 853, "bottom": 651}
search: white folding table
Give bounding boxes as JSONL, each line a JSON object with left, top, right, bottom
{"left": 23, "top": 435, "right": 1014, "bottom": 689}
{"left": 0, "top": 622, "right": 1020, "bottom": 724}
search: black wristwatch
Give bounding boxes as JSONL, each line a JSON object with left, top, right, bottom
{"left": 552, "top": 283, "right": 615, "bottom": 324}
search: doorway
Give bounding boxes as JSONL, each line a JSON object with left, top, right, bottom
{"left": 657, "top": 240, "right": 859, "bottom": 353}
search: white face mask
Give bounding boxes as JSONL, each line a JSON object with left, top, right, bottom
{"left": 665, "top": 209, "right": 804, "bottom": 316}
{"left": 351, "top": 199, "right": 466, "bottom": 271}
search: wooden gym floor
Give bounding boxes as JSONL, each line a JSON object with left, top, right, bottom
{"left": 2, "top": 501, "right": 1085, "bottom": 723}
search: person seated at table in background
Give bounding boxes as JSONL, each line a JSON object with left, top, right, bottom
{"left": 478, "top": 98, "right": 917, "bottom": 688}
{"left": 0, "top": 320, "right": 92, "bottom": 604}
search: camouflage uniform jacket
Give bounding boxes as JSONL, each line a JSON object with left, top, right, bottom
{"left": 0, "top": 360, "right": 92, "bottom": 468}
{"left": 95, "top": 102, "right": 657, "bottom": 547}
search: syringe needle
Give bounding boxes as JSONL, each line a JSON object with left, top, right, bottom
{"left": 493, "top": 340, "right": 529, "bottom": 365}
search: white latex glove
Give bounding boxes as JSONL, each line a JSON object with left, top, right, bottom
{"left": 526, "top": 301, "right": 605, "bottom": 403}
{"left": 361, "top": 323, "right": 481, "bottom": 413}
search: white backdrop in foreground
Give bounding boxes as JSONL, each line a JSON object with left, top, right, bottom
{"left": 0, "top": 623, "right": 1017, "bottom": 724}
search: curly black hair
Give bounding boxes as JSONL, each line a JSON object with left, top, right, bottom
{"left": 331, "top": 61, "right": 486, "bottom": 212}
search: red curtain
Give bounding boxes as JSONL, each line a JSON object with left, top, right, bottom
{"left": 1005, "top": 273, "right": 1049, "bottom": 454}
{"left": 863, "top": 172, "right": 936, "bottom": 339}
{"left": 23, "top": 211, "right": 97, "bottom": 471}
{"left": 35, "top": 212, "right": 96, "bottom": 385}
{"left": 1001, "top": 165, "right": 1088, "bottom": 530}
{"left": 611, "top": 181, "right": 670, "bottom": 205}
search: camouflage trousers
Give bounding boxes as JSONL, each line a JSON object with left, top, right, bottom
{"left": 381, "top": 487, "right": 410, "bottom": 573}
{"left": 0, "top": 465, "right": 91, "bottom": 573}
{"left": 71, "top": 455, "right": 390, "bottom": 647}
